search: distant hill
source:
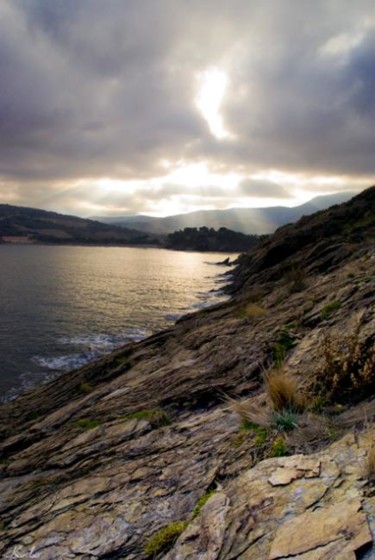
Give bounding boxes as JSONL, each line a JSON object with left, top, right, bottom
{"left": 0, "top": 204, "right": 162, "bottom": 246}
{"left": 94, "top": 192, "right": 357, "bottom": 235}
{"left": 166, "top": 226, "right": 261, "bottom": 252}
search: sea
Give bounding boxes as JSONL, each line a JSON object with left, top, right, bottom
{"left": 0, "top": 245, "right": 234, "bottom": 402}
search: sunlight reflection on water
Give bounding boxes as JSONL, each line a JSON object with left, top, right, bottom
{"left": 0, "top": 245, "right": 235, "bottom": 401}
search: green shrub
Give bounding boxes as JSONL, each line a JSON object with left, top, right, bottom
{"left": 269, "top": 436, "right": 288, "bottom": 457}
{"left": 144, "top": 521, "right": 188, "bottom": 556}
{"left": 240, "top": 420, "right": 269, "bottom": 445}
{"left": 272, "top": 327, "right": 297, "bottom": 365}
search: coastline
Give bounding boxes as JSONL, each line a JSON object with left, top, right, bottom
{"left": 0, "top": 188, "right": 374, "bottom": 558}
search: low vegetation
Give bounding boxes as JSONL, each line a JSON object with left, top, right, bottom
{"left": 269, "top": 435, "right": 288, "bottom": 457}
{"left": 321, "top": 300, "right": 341, "bottom": 319}
{"left": 272, "top": 326, "right": 298, "bottom": 366}
{"left": 315, "top": 317, "right": 375, "bottom": 404}
{"left": 240, "top": 303, "right": 267, "bottom": 319}
{"left": 272, "top": 410, "right": 299, "bottom": 431}
{"left": 78, "top": 382, "right": 94, "bottom": 394}
{"left": 75, "top": 418, "right": 100, "bottom": 430}
{"left": 144, "top": 521, "right": 188, "bottom": 557}
{"left": 367, "top": 447, "right": 375, "bottom": 481}
{"left": 192, "top": 489, "right": 217, "bottom": 519}
{"left": 285, "top": 266, "right": 307, "bottom": 293}
{"left": 124, "top": 408, "right": 172, "bottom": 428}
{"left": 265, "top": 369, "right": 305, "bottom": 413}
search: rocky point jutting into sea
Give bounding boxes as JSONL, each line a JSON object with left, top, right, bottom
{"left": 1, "top": 186, "right": 375, "bottom": 559}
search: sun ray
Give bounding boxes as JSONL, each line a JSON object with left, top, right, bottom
{"left": 195, "top": 68, "right": 231, "bottom": 139}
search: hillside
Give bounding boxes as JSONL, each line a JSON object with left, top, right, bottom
{"left": 0, "top": 187, "right": 375, "bottom": 559}
{"left": 0, "top": 204, "right": 162, "bottom": 246}
{"left": 95, "top": 191, "right": 356, "bottom": 234}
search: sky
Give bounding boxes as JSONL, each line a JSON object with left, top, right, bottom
{"left": 0, "top": 0, "right": 374, "bottom": 218}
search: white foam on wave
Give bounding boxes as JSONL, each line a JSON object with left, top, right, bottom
{"left": 0, "top": 368, "right": 63, "bottom": 403}
{"left": 32, "top": 353, "right": 95, "bottom": 372}
{"left": 33, "top": 327, "right": 152, "bottom": 374}
{"left": 59, "top": 327, "right": 149, "bottom": 349}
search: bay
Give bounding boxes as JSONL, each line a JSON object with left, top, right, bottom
{"left": 0, "top": 245, "right": 233, "bottom": 401}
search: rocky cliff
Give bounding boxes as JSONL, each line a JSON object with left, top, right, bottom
{"left": 0, "top": 187, "right": 375, "bottom": 559}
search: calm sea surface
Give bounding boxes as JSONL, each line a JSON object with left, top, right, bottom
{"left": 0, "top": 245, "right": 233, "bottom": 401}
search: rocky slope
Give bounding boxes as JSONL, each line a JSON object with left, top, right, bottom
{"left": 0, "top": 187, "right": 375, "bottom": 559}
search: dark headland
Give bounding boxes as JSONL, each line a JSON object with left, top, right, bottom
{"left": 1, "top": 186, "right": 375, "bottom": 558}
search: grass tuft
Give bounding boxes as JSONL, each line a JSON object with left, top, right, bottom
{"left": 227, "top": 398, "right": 272, "bottom": 428}
{"left": 272, "top": 410, "right": 299, "bottom": 431}
{"left": 265, "top": 369, "right": 304, "bottom": 413}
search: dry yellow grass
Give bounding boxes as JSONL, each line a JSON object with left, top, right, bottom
{"left": 244, "top": 303, "right": 266, "bottom": 317}
{"left": 226, "top": 395, "right": 271, "bottom": 428}
{"left": 315, "top": 312, "right": 375, "bottom": 404}
{"left": 265, "top": 369, "right": 305, "bottom": 412}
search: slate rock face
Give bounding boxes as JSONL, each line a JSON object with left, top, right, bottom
{"left": 0, "top": 186, "right": 375, "bottom": 558}
{"left": 166, "top": 430, "right": 375, "bottom": 560}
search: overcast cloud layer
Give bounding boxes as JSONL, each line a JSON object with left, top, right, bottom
{"left": 0, "top": 0, "right": 374, "bottom": 215}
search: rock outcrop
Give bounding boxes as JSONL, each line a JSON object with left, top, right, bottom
{"left": 0, "top": 187, "right": 375, "bottom": 559}
{"left": 166, "top": 430, "right": 375, "bottom": 559}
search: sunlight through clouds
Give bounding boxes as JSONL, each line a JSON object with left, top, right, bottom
{"left": 195, "top": 68, "right": 231, "bottom": 139}
{"left": 0, "top": 1, "right": 373, "bottom": 216}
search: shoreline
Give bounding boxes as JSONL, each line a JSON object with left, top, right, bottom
{"left": 0, "top": 251, "right": 235, "bottom": 405}
{"left": 1, "top": 189, "right": 374, "bottom": 558}
{"left": 0, "top": 240, "right": 241, "bottom": 253}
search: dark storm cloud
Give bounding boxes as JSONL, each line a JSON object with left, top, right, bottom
{"left": 0, "top": 0, "right": 374, "bottom": 212}
{"left": 0, "top": 0, "right": 210, "bottom": 183}
{"left": 213, "top": 1, "right": 375, "bottom": 176}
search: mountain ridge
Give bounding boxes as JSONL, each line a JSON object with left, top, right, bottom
{"left": 0, "top": 203, "right": 162, "bottom": 246}
{"left": 93, "top": 191, "right": 357, "bottom": 234}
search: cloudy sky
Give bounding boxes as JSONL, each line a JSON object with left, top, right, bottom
{"left": 0, "top": 0, "right": 374, "bottom": 217}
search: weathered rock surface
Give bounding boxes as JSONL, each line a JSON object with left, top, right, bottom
{"left": 166, "top": 430, "right": 375, "bottom": 560}
{"left": 0, "top": 187, "right": 375, "bottom": 558}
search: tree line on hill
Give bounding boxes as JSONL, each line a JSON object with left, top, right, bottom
{"left": 165, "top": 226, "right": 261, "bottom": 252}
